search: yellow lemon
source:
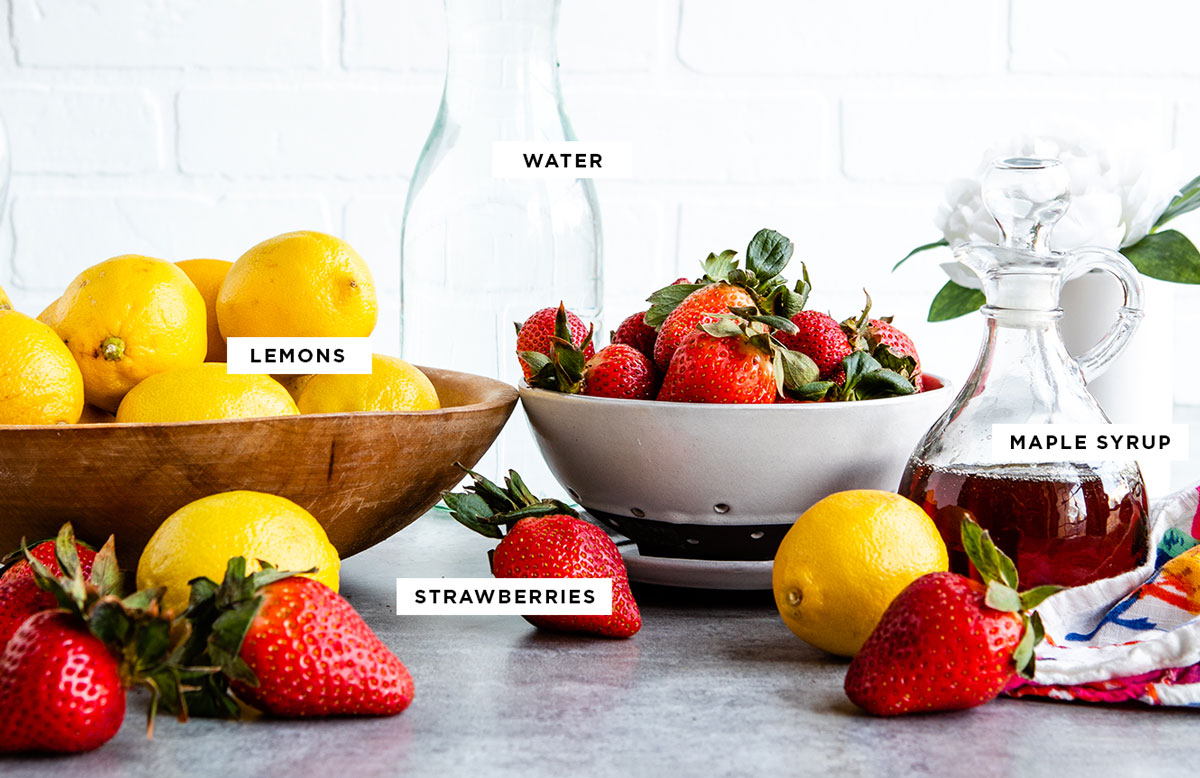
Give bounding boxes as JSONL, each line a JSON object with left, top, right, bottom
{"left": 40, "top": 255, "right": 207, "bottom": 412}
{"left": 137, "top": 490, "right": 340, "bottom": 615}
{"left": 77, "top": 404, "right": 116, "bottom": 424}
{"left": 0, "top": 310, "right": 84, "bottom": 424}
{"left": 773, "top": 490, "right": 948, "bottom": 657}
{"left": 296, "top": 354, "right": 439, "bottom": 413}
{"left": 177, "top": 259, "right": 233, "bottom": 363}
{"left": 0, "top": 282, "right": 11, "bottom": 310}
{"left": 217, "top": 231, "right": 377, "bottom": 338}
{"left": 116, "top": 363, "right": 299, "bottom": 423}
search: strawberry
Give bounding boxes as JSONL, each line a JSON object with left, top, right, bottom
{"left": 443, "top": 468, "right": 641, "bottom": 639}
{"left": 0, "top": 525, "right": 195, "bottom": 754}
{"left": 867, "top": 317, "right": 923, "bottom": 391}
{"left": 773, "top": 309, "right": 852, "bottom": 378}
{"left": 0, "top": 611, "right": 126, "bottom": 754}
{"left": 611, "top": 311, "right": 657, "bottom": 359}
{"left": 842, "top": 292, "right": 922, "bottom": 392}
{"left": 583, "top": 344, "right": 658, "bottom": 400}
{"left": 658, "top": 314, "right": 817, "bottom": 404}
{"left": 844, "top": 518, "right": 1062, "bottom": 716}
{"left": 186, "top": 559, "right": 414, "bottom": 717}
{"left": 651, "top": 283, "right": 756, "bottom": 371}
{"left": 516, "top": 304, "right": 594, "bottom": 381}
{"left": 644, "top": 229, "right": 810, "bottom": 370}
{"left": 0, "top": 537, "right": 97, "bottom": 649}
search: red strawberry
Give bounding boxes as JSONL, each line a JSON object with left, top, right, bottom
{"left": 516, "top": 304, "right": 594, "bottom": 380}
{"left": 774, "top": 310, "right": 852, "bottom": 378}
{"left": 867, "top": 318, "right": 923, "bottom": 391}
{"left": 844, "top": 518, "right": 1061, "bottom": 716}
{"left": 443, "top": 469, "right": 641, "bottom": 639}
{"left": 0, "top": 525, "right": 191, "bottom": 754}
{"left": 188, "top": 560, "right": 414, "bottom": 717}
{"left": 583, "top": 344, "right": 658, "bottom": 400}
{"left": 0, "top": 538, "right": 97, "bottom": 649}
{"left": 0, "top": 611, "right": 126, "bottom": 754}
{"left": 652, "top": 283, "right": 755, "bottom": 371}
{"left": 657, "top": 316, "right": 777, "bottom": 403}
{"left": 611, "top": 311, "right": 657, "bottom": 359}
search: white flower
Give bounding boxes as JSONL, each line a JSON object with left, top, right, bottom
{"left": 935, "top": 136, "right": 1187, "bottom": 288}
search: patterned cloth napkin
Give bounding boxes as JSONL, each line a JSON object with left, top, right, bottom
{"left": 1005, "top": 484, "right": 1200, "bottom": 706}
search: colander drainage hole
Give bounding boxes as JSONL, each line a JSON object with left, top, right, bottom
{"left": 713, "top": 503, "right": 730, "bottom": 514}
{"left": 631, "top": 508, "right": 645, "bottom": 518}
{"left": 750, "top": 531, "right": 764, "bottom": 540}
{"left": 686, "top": 538, "right": 700, "bottom": 545}
{"left": 567, "top": 487, "right": 581, "bottom": 502}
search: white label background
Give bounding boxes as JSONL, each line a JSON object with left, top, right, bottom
{"left": 226, "top": 337, "right": 373, "bottom": 374}
{"left": 396, "top": 578, "right": 613, "bottom": 616}
{"left": 991, "top": 424, "right": 1189, "bottom": 463}
{"left": 492, "top": 141, "right": 633, "bottom": 179}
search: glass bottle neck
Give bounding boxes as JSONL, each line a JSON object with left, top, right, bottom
{"left": 442, "top": 0, "right": 562, "bottom": 113}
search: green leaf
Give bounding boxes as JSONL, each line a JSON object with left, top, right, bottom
{"left": 1121, "top": 229, "right": 1200, "bottom": 283}
{"left": 645, "top": 283, "right": 706, "bottom": 328}
{"left": 729, "top": 306, "right": 797, "bottom": 334}
{"left": 699, "top": 317, "right": 745, "bottom": 339}
{"left": 928, "top": 280, "right": 985, "bottom": 322}
{"left": 702, "top": 250, "right": 739, "bottom": 282}
{"left": 854, "top": 369, "right": 916, "bottom": 399}
{"left": 793, "top": 263, "right": 811, "bottom": 311}
{"left": 996, "top": 549, "right": 1019, "bottom": 589}
{"left": 1019, "top": 585, "right": 1065, "bottom": 611}
{"left": 779, "top": 348, "right": 819, "bottom": 390}
{"left": 441, "top": 493, "right": 504, "bottom": 539}
{"left": 871, "top": 345, "right": 918, "bottom": 380}
{"left": 959, "top": 519, "right": 995, "bottom": 582}
{"left": 984, "top": 580, "right": 1022, "bottom": 613}
{"left": 518, "top": 351, "right": 551, "bottom": 374}
{"left": 1154, "top": 174, "right": 1200, "bottom": 228}
{"left": 745, "top": 228, "right": 794, "bottom": 280}
{"left": 893, "top": 238, "right": 948, "bottom": 271}
{"left": 1012, "top": 616, "right": 1037, "bottom": 679}
{"left": 789, "top": 381, "right": 835, "bottom": 401}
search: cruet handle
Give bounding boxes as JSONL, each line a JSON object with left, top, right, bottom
{"left": 1064, "top": 247, "right": 1145, "bottom": 382}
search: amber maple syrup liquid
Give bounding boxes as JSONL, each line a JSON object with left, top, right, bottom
{"left": 900, "top": 463, "right": 1149, "bottom": 588}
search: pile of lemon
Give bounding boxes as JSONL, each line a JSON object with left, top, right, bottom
{"left": 0, "top": 230, "right": 440, "bottom": 425}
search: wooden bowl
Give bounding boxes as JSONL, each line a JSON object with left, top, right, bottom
{"left": 0, "top": 367, "right": 517, "bottom": 567}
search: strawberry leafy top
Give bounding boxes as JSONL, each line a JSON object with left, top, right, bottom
{"left": 958, "top": 518, "right": 1063, "bottom": 678}
{"left": 442, "top": 466, "right": 578, "bottom": 540}
{"left": 519, "top": 303, "right": 594, "bottom": 394}
{"left": 22, "top": 524, "right": 204, "bottom": 735}
{"left": 645, "top": 228, "right": 811, "bottom": 328}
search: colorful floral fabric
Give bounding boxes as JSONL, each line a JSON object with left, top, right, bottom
{"left": 1006, "top": 485, "right": 1200, "bottom": 707}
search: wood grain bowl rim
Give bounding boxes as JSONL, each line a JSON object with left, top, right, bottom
{"left": 0, "top": 366, "right": 518, "bottom": 432}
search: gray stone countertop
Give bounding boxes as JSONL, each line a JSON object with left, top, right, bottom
{"left": 5, "top": 511, "right": 1198, "bottom": 778}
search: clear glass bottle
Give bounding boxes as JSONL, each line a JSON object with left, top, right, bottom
{"left": 400, "top": 0, "right": 602, "bottom": 378}
{"left": 899, "top": 158, "right": 1149, "bottom": 588}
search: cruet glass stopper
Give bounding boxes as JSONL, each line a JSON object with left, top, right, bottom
{"left": 981, "top": 158, "right": 1071, "bottom": 254}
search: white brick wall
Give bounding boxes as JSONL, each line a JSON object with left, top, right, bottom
{"left": 0, "top": 0, "right": 1197, "bottom": 402}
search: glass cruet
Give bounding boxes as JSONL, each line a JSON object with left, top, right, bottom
{"left": 899, "top": 157, "right": 1150, "bottom": 588}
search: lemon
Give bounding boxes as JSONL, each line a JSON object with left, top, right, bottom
{"left": 116, "top": 363, "right": 299, "bottom": 423}
{"left": 217, "top": 231, "right": 377, "bottom": 339}
{"left": 0, "top": 282, "right": 11, "bottom": 310}
{"left": 177, "top": 259, "right": 233, "bottom": 363}
{"left": 0, "top": 310, "right": 85, "bottom": 424}
{"left": 40, "top": 255, "right": 208, "bottom": 412}
{"left": 296, "top": 354, "right": 439, "bottom": 413}
{"left": 138, "top": 490, "right": 340, "bottom": 615}
{"left": 773, "top": 490, "right": 947, "bottom": 657}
